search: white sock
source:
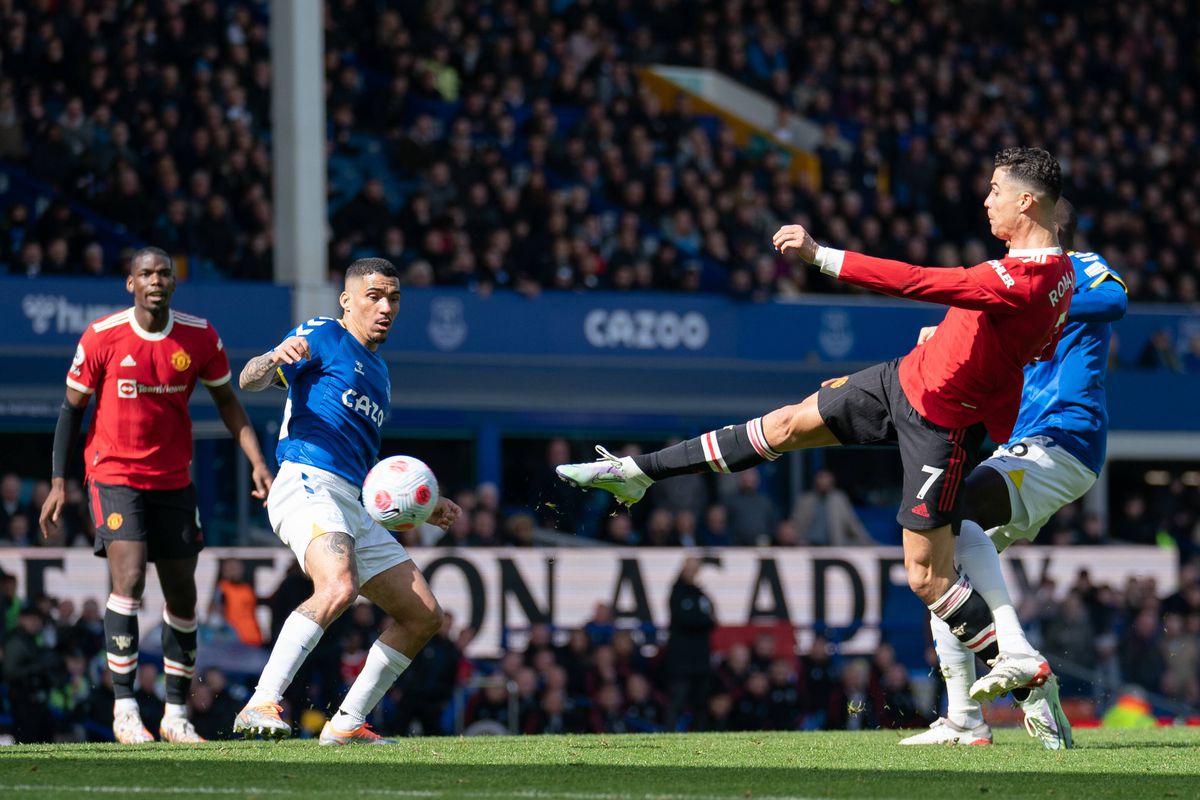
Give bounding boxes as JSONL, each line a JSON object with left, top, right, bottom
{"left": 957, "top": 520, "right": 1040, "bottom": 658}
{"left": 163, "top": 703, "right": 188, "bottom": 720}
{"left": 619, "top": 456, "right": 654, "bottom": 487}
{"left": 248, "top": 611, "right": 324, "bottom": 706}
{"left": 331, "top": 640, "right": 412, "bottom": 732}
{"left": 930, "top": 613, "right": 982, "bottom": 726}
{"left": 114, "top": 697, "right": 139, "bottom": 717}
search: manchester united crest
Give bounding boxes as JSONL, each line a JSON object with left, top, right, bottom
{"left": 171, "top": 349, "right": 192, "bottom": 371}
{"left": 107, "top": 512, "right": 124, "bottom": 530}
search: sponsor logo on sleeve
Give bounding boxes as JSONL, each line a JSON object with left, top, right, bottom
{"left": 988, "top": 260, "right": 1015, "bottom": 288}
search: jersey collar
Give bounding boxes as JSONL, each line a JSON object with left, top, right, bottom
{"left": 1008, "top": 247, "right": 1063, "bottom": 257}
{"left": 129, "top": 308, "right": 175, "bottom": 341}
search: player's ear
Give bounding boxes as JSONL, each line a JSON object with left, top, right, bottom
{"left": 125, "top": 272, "right": 134, "bottom": 294}
{"left": 339, "top": 290, "right": 351, "bottom": 314}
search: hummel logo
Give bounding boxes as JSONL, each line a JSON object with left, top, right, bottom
{"left": 354, "top": 360, "right": 365, "bottom": 375}
{"left": 120, "top": 354, "right": 137, "bottom": 367}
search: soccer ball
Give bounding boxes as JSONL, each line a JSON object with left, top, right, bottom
{"left": 362, "top": 455, "right": 439, "bottom": 531}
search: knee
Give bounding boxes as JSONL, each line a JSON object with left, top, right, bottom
{"left": 904, "top": 557, "right": 937, "bottom": 601}
{"left": 417, "top": 603, "right": 445, "bottom": 643}
{"left": 317, "top": 579, "right": 359, "bottom": 618}
{"left": 398, "top": 603, "right": 443, "bottom": 647}
{"left": 111, "top": 569, "right": 148, "bottom": 600}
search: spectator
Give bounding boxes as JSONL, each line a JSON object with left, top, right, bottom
{"left": 791, "top": 470, "right": 874, "bottom": 546}
{"left": 4, "top": 606, "right": 55, "bottom": 742}
{"left": 209, "top": 559, "right": 263, "bottom": 647}
{"left": 1119, "top": 608, "right": 1166, "bottom": 695}
{"left": 723, "top": 468, "right": 779, "bottom": 547}
{"left": 664, "top": 557, "right": 716, "bottom": 731}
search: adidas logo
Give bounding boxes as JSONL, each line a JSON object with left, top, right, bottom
{"left": 120, "top": 354, "right": 137, "bottom": 367}
{"left": 911, "top": 502, "right": 930, "bottom": 518}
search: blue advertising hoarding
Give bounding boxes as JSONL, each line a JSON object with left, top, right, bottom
{"left": 1, "top": 279, "right": 1198, "bottom": 432}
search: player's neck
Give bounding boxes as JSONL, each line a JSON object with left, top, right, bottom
{"left": 1005, "top": 218, "right": 1058, "bottom": 252}
{"left": 133, "top": 305, "right": 171, "bottom": 333}
{"left": 338, "top": 317, "right": 378, "bottom": 351}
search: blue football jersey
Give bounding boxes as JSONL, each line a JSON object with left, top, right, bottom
{"left": 1007, "top": 252, "right": 1127, "bottom": 474}
{"left": 274, "top": 316, "right": 391, "bottom": 486}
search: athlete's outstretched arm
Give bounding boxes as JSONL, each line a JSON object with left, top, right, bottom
{"left": 773, "top": 224, "right": 1025, "bottom": 313}
{"left": 1067, "top": 276, "right": 1127, "bottom": 323}
{"left": 41, "top": 387, "right": 90, "bottom": 539}
{"left": 208, "top": 381, "right": 273, "bottom": 502}
{"left": 239, "top": 336, "right": 309, "bottom": 391}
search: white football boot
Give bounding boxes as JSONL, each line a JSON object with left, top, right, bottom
{"left": 555, "top": 445, "right": 653, "bottom": 507}
{"left": 233, "top": 702, "right": 291, "bottom": 740}
{"left": 899, "top": 717, "right": 993, "bottom": 746}
{"left": 160, "top": 715, "right": 207, "bottom": 743}
{"left": 1019, "top": 674, "right": 1074, "bottom": 750}
{"left": 113, "top": 709, "right": 155, "bottom": 744}
{"left": 970, "top": 652, "right": 1052, "bottom": 702}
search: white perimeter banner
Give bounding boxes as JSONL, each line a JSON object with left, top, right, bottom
{"left": 0, "top": 546, "right": 1177, "bottom": 657}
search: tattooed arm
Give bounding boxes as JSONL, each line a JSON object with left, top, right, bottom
{"left": 239, "top": 336, "right": 310, "bottom": 391}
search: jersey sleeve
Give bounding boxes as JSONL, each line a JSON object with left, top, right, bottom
{"left": 275, "top": 316, "right": 336, "bottom": 388}
{"left": 66, "top": 326, "right": 105, "bottom": 395}
{"left": 199, "top": 326, "right": 233, "bottom": 387}
{"left": 826, "top": 251, "right": 1027, "bottom": 313}
{"left": 1068, "top": 253, "right": 1128, "bottom": 323}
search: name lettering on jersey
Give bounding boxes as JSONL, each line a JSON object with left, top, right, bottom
{"left": 341, "top": 388, "right": 386, "bottom": 427}
{"left": 988, "top": 260, "right": 1015, "bottom": 288}
{"left": 1048, "top": 270, "right": 1076, "bottom": 306}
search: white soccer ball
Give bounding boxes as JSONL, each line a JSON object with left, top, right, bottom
{"left": 363, "top": 455, "right": 439, "bottom": 531}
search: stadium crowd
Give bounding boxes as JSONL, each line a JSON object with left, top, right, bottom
{"left": 1, "top": 0, "right": 1198, "bottom": 309}
{"left": 1, "top": 552, "right": 1198, "bottom": 742}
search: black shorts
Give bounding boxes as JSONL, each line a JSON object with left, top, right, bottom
{"left": 817, "top": 359, "right": 986, "bottom": 532}
{"left": 88, "top": 480, "right": 204, "bottom": 561}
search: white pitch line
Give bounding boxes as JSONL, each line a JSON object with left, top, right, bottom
{"left": 0, "top": 785, "right": 847, "bottom": 800}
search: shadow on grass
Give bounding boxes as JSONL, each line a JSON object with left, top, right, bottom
{"left": 1078, "top": 739, "right": 1200, "bottom": 750}
{"left": 1, "top": 757, "right": 1198, "bottom": 800}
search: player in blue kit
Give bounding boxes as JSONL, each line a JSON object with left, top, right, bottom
{"left": 902, "top": 199, "right": 1127, "bottom": 749}
{"left": 232, "top": 259, "right": 461, "bottom": 744}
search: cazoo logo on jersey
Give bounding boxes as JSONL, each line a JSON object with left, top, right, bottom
{"left": 584, "top": 309, "right": 710, "bottom": 351}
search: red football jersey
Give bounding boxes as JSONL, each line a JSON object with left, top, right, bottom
{"left": 65, "top": 308, "right": 231, "bottom": 490}
{"left": 831, "top": 247, "right": 1074, "bottom": 442}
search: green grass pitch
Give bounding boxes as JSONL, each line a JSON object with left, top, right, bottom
{"left": 1, "top": 729, "right": 1198, "bottom": 799}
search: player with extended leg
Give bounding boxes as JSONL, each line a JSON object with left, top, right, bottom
{"left": 39, "top": 247, "right": 273, "bottom": 744}
{"left": 900, "top": 198, "right": 1127, "bottom": 749}
{"left": 557, "top": 148, "right": 1074, "bottom": 699}
{"left": 231, "top": 258, "right": 461, "bottom": 745}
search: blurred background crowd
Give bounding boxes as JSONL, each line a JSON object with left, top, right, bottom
{"left": 2, "top": 0, "right": 1199, "bottom": 310}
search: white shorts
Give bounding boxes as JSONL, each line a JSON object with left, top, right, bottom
{"left": 267, "top": 461, "right": 411, "bottom": 586}
{"left": 979, "top": 435, "right": 1097, "bottom": 552}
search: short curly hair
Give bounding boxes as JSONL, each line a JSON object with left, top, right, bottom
{"left": 994, "top": 147, "right": 1062, "bottom": 203}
